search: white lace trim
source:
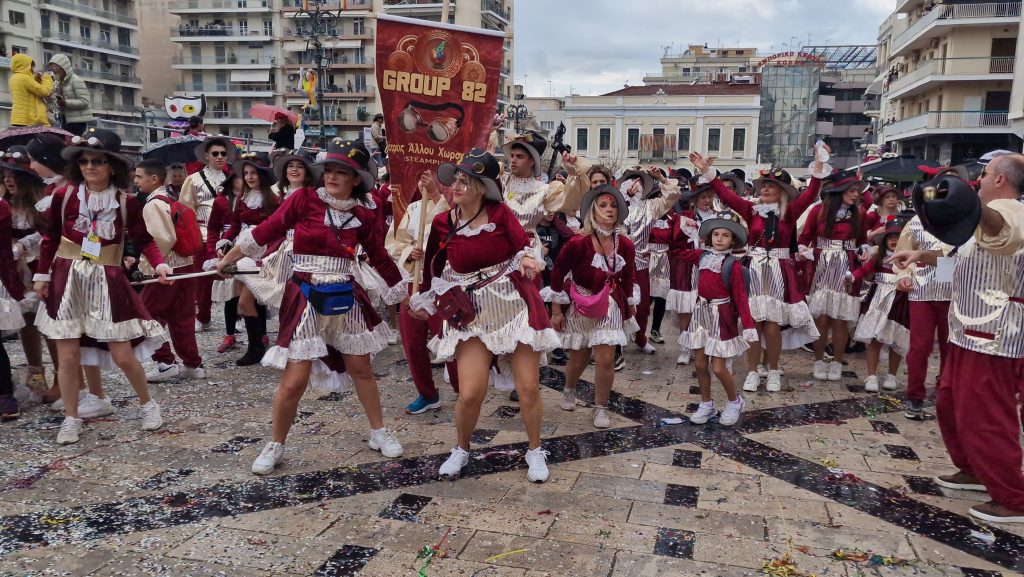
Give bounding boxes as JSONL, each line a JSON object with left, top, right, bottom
{"left": 699, "top": 252, "right": 727, "bottom": 273}
{"left": 455, "top": 222, "right": 496, "bottom": 237}
{"left": 409, "top": 291, "right": 436, "bottom": 315}
{"left": 752, "top": 204, "right": 780, "bottom": 218}
{"left": 0, "top": 296, "right": 27, "bottom": 331}
{"left": 71, "top": 184, "right": 121, "bottom": 240}
{"left": 380, "top": 268, "right": 411, "bottom": 306}
{"left": 679, "top": 329, "right": 750, "bottom": 359}
{"left": 808, "top": 289, "right": 861, "bottom": 324}
{"left": 627, "top": 284, "right": 641, "bottom": 306}
{"left": 591, "top": 252, "right": 626, "bottom": 273}
{"left": 35, "top": 194, "right": 54, "bottom": 213}
{"left": 653, "top": 220, "right": 669, "bottom": 230}
{"left": 242, "top": 189, "right": 263, "bottom": 209}
{"left": 539, "top": 286, "right": 571, "bottom": 304}
{"left": 853, "top": 311, "right": 910, "bottom": 357}
{"left": 808, "top": 161, "right": 833, "bottom": 180}
{"left": 35, "top": 306, "right": 168, "bottom": 343}
{"left": 742, "top": 328, "right": 759, "bottom": 342}
{"left": 215, "top": 238, "right": 233, "bottom": 252}
{"left": 316, "top": 187, "right": 376, "bottom": 211}
{"left": 429, "top": 324, "right": 560, "bottom": 363}
{"left": 236, "top": 228, "right": 266, "bottom": 259}
{"left": 261, "top": 347, "right": 356, "bottom": 393}
{"left": 665, "top": 289, "right": 697, "bottom": 313}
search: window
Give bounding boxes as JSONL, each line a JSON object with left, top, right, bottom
{"left": 627, "top": 128, "right": 639, "bottom": 151}
{"left": 12, "top": 45, "right": 27, "bottom": 55}
{"left": 238, "top": 19, "right": 248, "bottom": 35}
{"left": 677, "top": 128, "right": 690, "bottom": 151}
{"left": 353, "top": 17, "right": 364, "bottom": 35}
{"left": 599, "top": 128, "right": 610, "bottom": 152}
{"left": 58, "top": 17, "right": 70, "bottom": 36}
{"left": 732, "top": 128, "right": 746, "bottom": 152}
{"left": 708, "top": 128, "right": 721, "bottom": 152}
{"left": 80, "top": 24, "right": 92, "bottom": 39}
{"left": 576, "top": 128, "right": 588, "bottom": 152}
{"left": 540, "top": 121, "right": 554, "bottom": 132}
{"left": 191, "top": 71, "right": 203, "bottom": 90}
{"left": 8, "top": 10, "right": 25, "bottom": 27}
{"left": 99, "top": 26, "right": 111, "bottom": 44}
{"left": 263, "top": 20, "right": 273, "bottom": 36}
{"left": 81, "top": 58, "right": 94, "bottom": 71}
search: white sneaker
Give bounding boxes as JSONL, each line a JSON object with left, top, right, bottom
{"left": 194, "top": 320, "right": 211, "bottom": 332}
{"left": 719, "top": 396, "right": 745, "bottom": 426}
{"left": 757, "top": 364, "right": 768, "bottom": 377}
{"left": 525, "top": 447, "right": 550, "bottom": 483}
{"left": 140, "top": 400, "right": 163, "bottom": 431}
{"left": 369, "top": 428, "right": 403, "bottom": 458}
{"left": 593, "top": 406, "right": 611, "bottom": 429}
{"left": 387, "top": 333, "right": 399, "bottom": 346}
{"left": 883, "top": 374, "right": 899, "bottom": 391}
{"left": 56, "top": 416, "right": 83, "bottom": 444}
{"left": 742, "top": 371, "right": 760, "bottom": 392}
{"left": 146, "top": 362, "right": 180, "bottom": 382}
{"left": 438, "top": 446, "right": 470, "bottom": 477}
{"left": 827, "top": 361, "right": 843, "bottom": 382}
{"left": 676, "top": 349, "right": 691, "bottom": 365}
{"left": 813, "top": 360, "right": 828, "bottom": 380}
{"left": 559, "top": 388, "right": 577, "bottom": 411}
{"left": 180, "top": 365, "right": 207, "bottom": 380}
{"left": 865, "top": 375, "right": 879, "bottom": 392}
{"left": 78, "top": 394, "right": 114, "bottom": 419}
{"left": 638, "top": 343, "right": 656, "bottom": 355}
{"left": 689, "top": 401, "right": 718, "bottom": 424}
{"left": 252, "top": 441, "right": 285, "bottom": 475}
{"left": 51, "top": 389, "right": 88, "bottom": 412}
{"left": 766, "top": 370, "right": 782, "bottom": 392}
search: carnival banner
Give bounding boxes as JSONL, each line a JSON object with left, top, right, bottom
{"left": 375, "top": 14, "right": 504, "bottom": 230}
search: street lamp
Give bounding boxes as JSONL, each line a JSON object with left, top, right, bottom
{"left": 507, "top": 103, "right": 529, "bottom": 133}
{"left": 297, "top": 1, "right": 342, "bottom": 148}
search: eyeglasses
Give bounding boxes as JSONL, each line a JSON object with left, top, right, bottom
{"left": 77, "top": 158, "right": 109, "bottom": 167}
{"left": 208, "top": 150, "right": 228, "bottom": 158}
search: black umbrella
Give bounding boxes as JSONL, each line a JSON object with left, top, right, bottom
{"left": 142, "top": 135, "right": 205, "bottom": 164}
{"left": 858, "top": 156, "right": 939, "bottom": 183}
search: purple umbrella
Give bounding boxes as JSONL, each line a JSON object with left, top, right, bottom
{"left": 0, "top": 126, "right": 73, "bottom": 149}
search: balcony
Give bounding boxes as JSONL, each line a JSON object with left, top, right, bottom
{"left": 638, "top": 134, "right": 677, "bottom": 160}
{"left": 884, "top": 110, "right": 1011, "bottom": 140}
{"left": 77, "top": 68, "right": 142, "bottom": 85}
{"left": 284, "top": 26, "right": 373, "bottom": 41}
{"left": 174, "top": 82, "right": 276, "bottom": 96}
{"left": 281, "top": 0, "right": 369, "bottom": 12}
{"left": 286, "top": 85, "right": 374, "bottom": 99}
{"left": 169, "top": 25, "right": 273, "bottom": 42}
{"left": 885, "top": 56, "right": 1015, "bottom": 99}
{"left": 283, "top": 56, "right": 374, "bottom": 68}
{"left": 480, "top": 0, "right": 510, "bottom": 26}
{"left": 891, "top": 2, "right": 1022, "bottom": 57}
{"left": 172, "top": 55, "right": 276, "bottom": 68}
{"left": 40, "top": 31, "right": 140, "bottom": 58}
{"left": 169, "top": 0, "right": 273, "bottom": 12}
{"left": 382, "top": 0, "right": 455, "bottom": 16}
{"left": 46, "top": 0, "right": 138, "bottom": 27}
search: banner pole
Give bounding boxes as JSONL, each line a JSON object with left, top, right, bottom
{"left": 411, "top": 191, "right": 431, "bottom": 294}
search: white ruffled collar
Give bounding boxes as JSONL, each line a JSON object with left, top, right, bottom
{"left": 242, "top": 189, "right": 263, "bottom": 209}
{"left": 455, "top": 222, "right": 496, "bottom": 237}
{"left": 753, "top": 203, "right": 780, "bottom": 217}
{"left": 43, "top": 175, "right": 64, "bottom": 185}
{"left": 695, "top": 208, "right": 716, "bottom": 221}
{"left": 317, "top": 187, "right": 375, "bottom": 211}
{"left": 699, "top": 250, "right": 727, "bottom": 272}
{"left": 82, "top": 184, "right": 119, "bottom": 213}
{"left": 591, "top": 251, "right": 625, "bottom": 273}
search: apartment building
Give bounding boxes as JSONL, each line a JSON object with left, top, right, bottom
{"left": 0, "top": 0, "right": 144, "bottom": 144}
{"left": 643, "top": 44, "right": 760, "bottom": 85}
{"left": 877, "top": 0, "right": 1022, "bottom": 164}
{"left": 164, "top": 0, "right": 513, "bottom": 145}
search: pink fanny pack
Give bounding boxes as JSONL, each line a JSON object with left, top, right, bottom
{"left": 569, "top": 281, "right": 611, "bottom": 318}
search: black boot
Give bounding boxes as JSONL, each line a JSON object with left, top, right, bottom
{"left": 235, "top": 315, "right": 267, "bottom": 366}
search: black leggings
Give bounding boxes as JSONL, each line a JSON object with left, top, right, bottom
{"left": 224, "top": 297, "right": 239, "bottom": 336}
{"left": 651, "top": 297, "right": 667, "bottom": 333}
{"left": 0, "top": 341, "right": 12, "bottom": 396}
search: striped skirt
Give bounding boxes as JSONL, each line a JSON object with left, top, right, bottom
{"left": 665, "top": 264, "right": 698, "bottom": 314}
{"left": 747, "top": 248, "right": 820, "bottom": 349}
{"left": 240, "top": 237, "right": 293, "bottom": 312}
{"left": 679, "top": 297, "right": 751, "bottom": 359}
{"left": 853, "top": 273, "right": 910, "bottom": 356}
{"left": 0, "top": 283, "right": 26, "bottom": 331}
{"left": 648, "top": 243, "right": 671, "bottom": 299}
{"left": 807, "top": 240, "right": 861, "bottom": 323}
{"left": 556, "top": 285, "right": 639, "bottom": 351}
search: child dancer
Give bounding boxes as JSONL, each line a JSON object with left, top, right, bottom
{"left": 850, "top": 218, "right": 909, "bottom": 392}
{"left": 672, "top": 210, "right": 757, "bottom": 426}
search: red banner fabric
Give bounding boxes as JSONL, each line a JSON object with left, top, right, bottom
{"left": 375, "top": 14, "right": 504, "bottom": 231}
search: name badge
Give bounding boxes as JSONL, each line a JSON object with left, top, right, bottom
{"left": 81, "top": 233, "right": 102, "bottom": 260}
{"left": 936, "top": 256, "right": 954, "bottom": 282}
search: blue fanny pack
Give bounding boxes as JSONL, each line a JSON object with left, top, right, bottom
{"left": 292, "top": 275, "right": 354, "bottom": 315}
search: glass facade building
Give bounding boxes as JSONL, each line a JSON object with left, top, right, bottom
{"left": 757, "top": 65, "right": 821, "bottom": 168}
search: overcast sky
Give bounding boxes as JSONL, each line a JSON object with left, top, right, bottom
{"left": 513, "top": 0, "right": 893, "bottom": 97}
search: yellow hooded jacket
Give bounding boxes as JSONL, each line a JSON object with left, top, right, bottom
{"left": 8, "top": 53, "right": 54, "bottom": 126}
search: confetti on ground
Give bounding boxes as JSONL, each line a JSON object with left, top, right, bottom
{"left": 484, "top": 549, "right": 529, "bottom": 563}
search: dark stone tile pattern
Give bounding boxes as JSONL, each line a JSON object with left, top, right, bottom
{"left": 671, "top": 449, "right": 702, "bottom": 469}
{"left": 210, "top": 436, "right": 262, "bottom": 454}
{"left": 654, "top": 527, "right": 695, "bottom": 559}
{"left": 663, "top": 484, "right": 699, "bottom": 508}
{"left": 884, "top": 444, "right": 920, "bottom": 461}
{"left": 871, "top": 420, "right": 900, "bottom": 434}
{"left": 378, "top": 493, "right": 432, "bottom": 522}
{"left": 312, "top": 545, "right": 380, "bottom": 577}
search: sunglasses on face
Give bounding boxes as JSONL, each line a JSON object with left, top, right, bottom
{"left": 208, "top": 150, "right": 228, "bottom": 158}
{"left": 77, "top": 158, "right": 109, "bottom": 167}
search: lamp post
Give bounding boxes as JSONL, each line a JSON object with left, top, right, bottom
{"left": 507, "top": 103, "right": 529, "bottom": 133}
{"left": 297, "top": 1, "right": 341, "bottom": 148}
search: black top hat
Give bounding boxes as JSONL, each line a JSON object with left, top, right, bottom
{"left": 672, "top": 167, "right": 693, "bottom": 182}
{"left": 194, "top": 135, "right": 238, "bottom": 164}
{"left": 272, "top": 150, "right": 314, "bottom": 188}
{"left": 231, "top": 152, "right": 275, "bottom": 183}
{"left": 753, "top": 168, "right": 799, "bottom": 199}
{"left": 1, "top": 146, "right": 42, "bottom": 182}
{"left": 438, "top": 148, "right": 503, "bottom": 202}
{"left": 718, "top": 171, "right": 745, "bottom": 194}
{"left": 680, "top": 180, "right": 715, "bottom": 202}
{"left": 313, "top": 138, "right": 377, "bottom": 195}
{"left": 820, "top": 170, "right": 867, "bottom": 197}
{"left": 912, "top": 176, "right": 981, "bottom": 246}
{"left": 26, "top": 134, "right": 68, "bottom": 175}
{"left": 60, "top": 127, "right": 133, "bottom": 169}
{"left": 501, "top": 131, "right": 548, "bottom": 177}
{"left": 698, "top": 210, "right": 748, "bottom": 248}
{"left": 620, "top": 169, "right": 656, "bottom": 198}
{"left": 728, "top": 168, "right": 746, "bottom": 182}
{"left": 580, "top": 183, "right": 628, "bottom": 225}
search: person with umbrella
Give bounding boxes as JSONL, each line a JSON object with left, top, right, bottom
{"left": 32, "top": 128, "right": 170, "bottom": 445}
{"left": 268, "top": 112, "right": 296, "bottom": 150}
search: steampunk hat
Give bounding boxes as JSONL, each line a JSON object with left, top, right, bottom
{"left": 753, "top": 168, "right": 799, "bottom": 199}
{"left": 871, "top": 184, "right": 900, "bottom": 202}
{"left": 620, "top": 169, "right": 656, "bottom": 198}
{"left": 272, "top": 150, "right": 315, "bottom": 187}
{"left": 231, "top": 152, "right": 275, "bottom": 184}
{"left": 728, "top": 168, "right": 746, "bottom": 182}
{"left": 1, "top": 146, "right": 43, "bottom": 182}
{"left": 501, "top": 130, "right": 548, "bottom": 177}
{"left": 60, "top": 127, "right": 133, "bottom": 170}
{"left": 193, "top": 135, "right": 238, "bottom": 163}
{"left": 671, "top": 167, "right": 693, "bottom": 182}
{"left": 820, "top": 169, "right": 868, "bottom": 197}
{"left": 698, "top": 210, "right": 748, "bottom": 248}
{"left": 717, "top": 171, "right": 745, "bottom": 194}
{"left": 912, "top": 175, "right": 981, "bottom": 246}
{"left": 314, "top": 138, "right": 377, "bottom": 195}
{"left": 437, "top": 148, "right": 503, "bottom": 202}
{"left": 26, "top": 133, "right": 68, "bottom": 175}
{"left": 580, "top": 183, "right": 628, "bottom": 225}
{"left": 871, "top": 214, "right": 905, "bottom": 244}
{"left": 680, "top": 180, "right": 715, "bottom": 202}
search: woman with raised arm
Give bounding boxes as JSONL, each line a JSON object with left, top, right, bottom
{"left": 217, "top": 139, "right": 408, "bottom": 476}
{"left": 408, "top": 149, "right": 558, "bottom": 483}
{"left": 689, "top": 151, "right": 824, "bottom": 393}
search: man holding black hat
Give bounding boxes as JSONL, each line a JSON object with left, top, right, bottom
{"left": 891, "top": 153, "right": 1024, "bottom": 523}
